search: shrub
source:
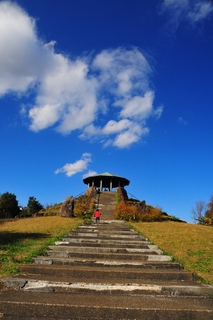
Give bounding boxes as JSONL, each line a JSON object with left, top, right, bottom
{"left": 114, "top": 200, "right": 177, "bottom": 223}
{"left": 114, "top": 202, "right": 141, "bottom": 222}
{"left": 73, "top": 195, "right": 87, "bottom": 217}
{"left": 19, "top": 207, "right": 30, "bottom": 218}
{"left": 74, "top": 191, "right": 96, "bottom": 220}
{"left": 199, "top": 217, "right": 213, "bottom": 226}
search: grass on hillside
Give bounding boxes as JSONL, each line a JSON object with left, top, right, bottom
{"left": 130, "top": 222, "right": 213, "bottom": 285}
{"left": 1, "top": 218, "right": 212, "bottom": 286}
{"left": 0, "top": 216, "right": 82, "bottom": 278}
{"left": 37, "top": 203, "right": 62, "bottom": 216}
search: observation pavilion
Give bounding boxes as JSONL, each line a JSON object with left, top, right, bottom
{"left": 83, "top": 172, "right": 130, "bottom": 192}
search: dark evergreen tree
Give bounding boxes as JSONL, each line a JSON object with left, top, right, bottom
{"left": 0, "top": 192, "right": 20, "bottom": 218}
{"left": 27, "top": 196, "right": 43, "bottom": 216}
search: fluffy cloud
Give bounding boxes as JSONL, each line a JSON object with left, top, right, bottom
{"left": 115, "top": 92, "right": 154, "bottom": 120}
{"left": 80, "top": 120, "right": 149, "bottom": 148}
{"left": 0, "top": 2, "right": 40, "bottom": 95}
{"left": 83, "top": 170, "right": 97, "bottom": 179}
{"left": 161, "top": 0, "right": 213, "bottom": 28}
{"left": 112, "top": 124, "right": 149, "bottom": 148}
{"left": 0, "top": 1, "right": 162, "bottom": 148}
{"left": 55, "top": 153, "right": 92, "bottom": 177}
{"left": 92, "top": 48, "right": 152, "bottom": 96}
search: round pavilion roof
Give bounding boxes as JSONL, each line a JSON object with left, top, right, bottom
{"left": 83, "top": 172, "right": 130, "bottom": 188}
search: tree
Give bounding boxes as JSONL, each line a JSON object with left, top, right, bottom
{"left": 205, "top": 196, "right": 213, "bottom": 219}
{"left": 191, "top": 200, "right": 206, "bottom": 224}
{"left": 0, "top": 192, "right": 20, "bottom": 218}
{"left": 27, "top": 196, "right": 43, "bottom": 216}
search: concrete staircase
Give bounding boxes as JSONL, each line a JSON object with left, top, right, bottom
{"left": 95, "top": 192, "right": 116, "bottom": 220}
{"left": 1, "top": 220, "right": 213, "bottom": 319}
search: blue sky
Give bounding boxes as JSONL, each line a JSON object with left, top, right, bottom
{"left": 0, "top": 0, "right": 213, "bottom": 222}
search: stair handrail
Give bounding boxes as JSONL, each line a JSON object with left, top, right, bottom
{"left": 127, "top": 192, "right": 140, "bottom": 201}
{"left": 85, "top": 186, "right": 96, "bottom": 213}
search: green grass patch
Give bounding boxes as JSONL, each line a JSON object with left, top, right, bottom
{"left": 0, "top": 216, "right": 82, "bottom": 278}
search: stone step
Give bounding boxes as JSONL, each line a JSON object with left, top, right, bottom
{"left": 3, "top": 277, "right": 213, "bottom": 297}
{"left": 67, "top": 232, "right": 143, "bottom": 239}
{"left": 48, "top": 244, "right": 163, "bottom": 254}
{"left": 55, "top": 240, "right": 151, "bottom": 248}
{"left": 78, "top": 225, "right": 130, "bottom": 230}
{"left": 62, "top": 237, "right": 149, "bottom": 244}
{"left": 62, "top": 237, "right": 150, "bottom": 245}
{"left": 72, "top": 228, "right": 138, "bottom": 234}
{"left": 33, "top": 257, "right": 181, "bottom": 269}
{"left": 10, "top": 274, "right": 199, "bottom": 288}
{"left": 34, "top": 252, "right": 172, "bottom": 262}
{"left": 71, "top": 228, "right": 138, "bottom": 232}
{"left": 0, "top": 291, "right": 213, "bottom": 319}
{"left": 19, "top": 264, "right": 194, "bottom": 282}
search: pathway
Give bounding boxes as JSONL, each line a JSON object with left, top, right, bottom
{"left": 0, "top": 194, "right": 213, "bottom": 319}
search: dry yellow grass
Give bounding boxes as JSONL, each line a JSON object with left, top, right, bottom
{"left": 0, "top": 216, "right": 82, "bottom": 234}
{"left": 1, "top": 218, "right": 212, "bottom": 285}
{"left": 130, "top": 222, "right": 213, "bottom": 285}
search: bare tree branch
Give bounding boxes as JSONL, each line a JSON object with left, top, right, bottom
{"left": 191, "top": 201, "right": 206, "bottom": 224}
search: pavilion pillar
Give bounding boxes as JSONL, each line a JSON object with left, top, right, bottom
{"left": 110, "top": 179, "right": 112, "bottom": 192}
{"left": 88, "top": 183, "right": 90, "bottom": 188}
{"left": 100, "top": 179, "right": 102, "bottom": 192}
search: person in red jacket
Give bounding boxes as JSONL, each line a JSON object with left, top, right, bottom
{"left": 94, "top": 209, "right": 101, "bottom": 224}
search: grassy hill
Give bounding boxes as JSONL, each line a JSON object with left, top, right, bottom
{"left": 0, "top": 216, "right": 82, "bottom": 279}
{"left": 0, "top": 216, "right": 212, "bottom": 285}
{"left": 130, "top": 221, "right": 213, "bottom": 285}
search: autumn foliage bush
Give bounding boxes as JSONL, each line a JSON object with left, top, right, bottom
{"left": 114, "top": 187, "right": 176, "bottom": 222}
{"left": 73, "top": 195, "right": 87, "bottom": 217}
{"left": 74, "top": 190, "right": 96, "bottom": 219}
{"left": 113, "top": 202, "right": 167, "bottom": 222}
{"left": 204, "top": 196, "right": 213, "bottom": 225}
{"left": 113, "top": 202, "right": 140, "bottom": 221}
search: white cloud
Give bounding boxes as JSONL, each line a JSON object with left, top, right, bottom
{"left": 83, "top": 170, "right": 97, "bottom": 179}
{"left": 188, "top": 2, "right": 213, "bottom": 22}
{"left": 92, "top": 47, "right": 152, "bottom": 96}
{"left": 0, "top": 1, "right": 36, "bottom": 95}
{"left": 0, "top": 2, "right": 163, "bottom": 148}
{"left": 55, "top": 153, "right": 92, "bottom": 177}
{"left": 29, "top": 55, "right": 99, "bottom": 133}
{"left": 103, "top": 120, "right": 144, "bottom": 148}
{"left": 115, "top": 91, "right": 154, "bottom": 120}
{"left": 29, "top": 103, "right": 61, "bottom": 131}
{"left": 161, "top": 0, "right": 213, "bottom": 28}
{"left": 153, "top": 104, "right": 164, "bottom": 120}
{"left": 113, "top": 124, "right": 149, "bottom": 149}
{"left": 178, "top": 117, "right": 188, "bottom": 125}
{"left": 80, "top": 49, "right": 161, "bottom": 147}
{"left": 81, "top": 120, "right": 149, "bottom": 149}
{"left": 102, "top": 119, "right": 132, "bottom": 134}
